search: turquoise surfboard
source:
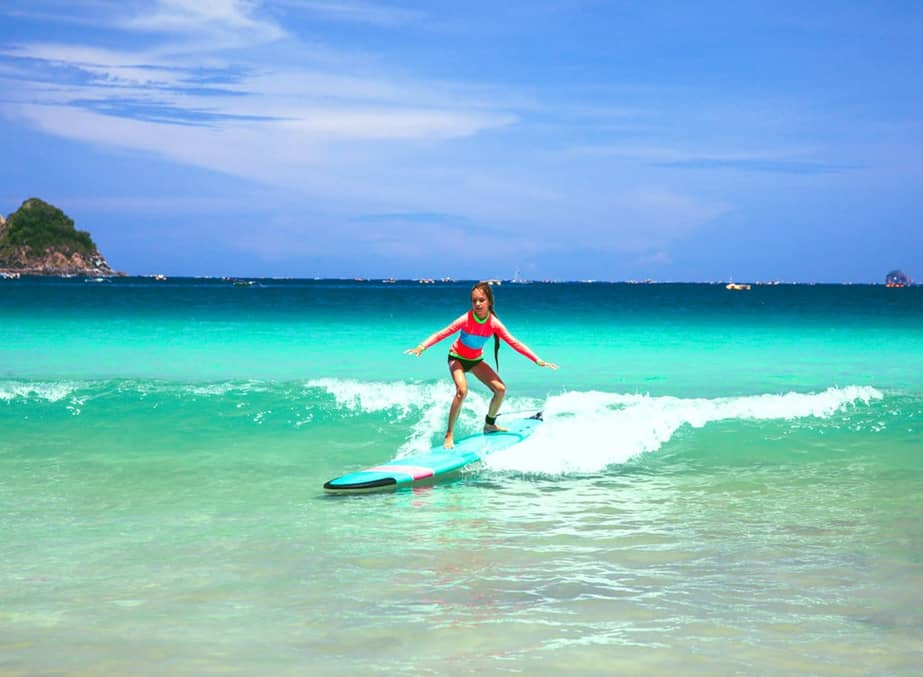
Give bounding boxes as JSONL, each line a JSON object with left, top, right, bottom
{"left": 323, "top": 412, "right": 542, "bottom": 494}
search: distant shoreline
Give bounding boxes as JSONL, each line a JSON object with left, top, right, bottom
{"left": 0, "top": 272, "right": 915, "bottom": 286}
{"left": 0, "top": 267, "right": 127, "bottom": 276}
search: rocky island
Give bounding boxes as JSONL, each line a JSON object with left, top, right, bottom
{"left": 0, "top": 198, "right": 122, "bottom": 277}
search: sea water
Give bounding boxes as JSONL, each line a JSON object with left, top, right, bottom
{"left": 1, "top": 278, "right": 921, "bottom": 675}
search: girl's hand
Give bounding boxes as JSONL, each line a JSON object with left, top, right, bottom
{"left": 537, "top": 359, "right": 559, "bottom": 370}
{"left": 405, "top": 346, "right": 424, "bottom": 357}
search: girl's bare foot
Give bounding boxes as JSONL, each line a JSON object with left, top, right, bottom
{"left": 444, "top": 432, "right": 454, "bottom": 448}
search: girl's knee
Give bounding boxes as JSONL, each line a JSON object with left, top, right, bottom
{"left": 493, "top": 381, "right": 506, "bottom": 396}
{"left": 455, "top": 386, "right": 468, "bottom": 400}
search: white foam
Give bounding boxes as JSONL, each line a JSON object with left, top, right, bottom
{"left": 485, "top": 385, "right": 884, "bottom": 474}
{"left": 306, "top": 377, "right": 450, "bottom": 417}
{"left": 305, "top": 377, "right": 540, "bottom": 456}
{"left": 305, "top": 379, "right": 884, "bottom": 474}
{"left": 185, "top": 383, "right": 244, "bottom": 397}
{"left": 0, "top": 381, "right": 80, "bottom": 403}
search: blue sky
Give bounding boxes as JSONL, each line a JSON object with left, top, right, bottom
{"left": 1, "top": 1, "right": 921, "bottom": 281}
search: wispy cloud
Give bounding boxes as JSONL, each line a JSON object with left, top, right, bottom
{"left": 279, "top": 107, "right": 514, "bottom": 139}
{"left": 0, "top": 1, "right": 125, "bottom": 22}
{"left": 653, "top": 157, "right": 852, "bottom": 175}
{"left": 119, "top": 0, "right": 288, "bottom": 44}
{"left": 0, "top": 0, "right": 752, "bottom": 275}
{"left": 563, "top": 142, "right": 845, "bottom": 176}
{"left": 353, "top": 212, "right": 471, "bottom": 225}
{"left": 1, "top": 0, "right": 517, "bottom": 151}
{"left": 276, "top": 0, "right": 423, "bottom": 26}
{"left": 2, "top": 43, "right": 198, "bottom": 90}
{"left": 3, "top": 1, "right": 917, "bottom": 279}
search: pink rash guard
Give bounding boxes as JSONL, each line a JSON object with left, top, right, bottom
{"left": 419, "top": 311, "right": 541, "bottom": 364}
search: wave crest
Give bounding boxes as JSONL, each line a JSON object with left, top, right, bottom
{"left": 485, "top": 385, "right": 884, "bottom": 473}
{"left": 1, "top": 378, "right": 886, "bottom": 471}
{"left": 306, "top": 379, "right": 884, "bottom": 472}
{"left": 0, "top": 380, "right": 81, "bottom": 403}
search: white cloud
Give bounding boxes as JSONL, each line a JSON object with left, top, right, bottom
{"left": 120, "top": 0, "right": 287, "bottom": 43}
{"left": 1, "top": 42, "right": 227, "bottom": 90}
{"left": 276, "top": 0, "right": 423, "bottom": 26}
{"left": 278, "top": 107, "right": 514, "bottom": 139}
{"left": 0, "top": 0, "right": 734, "bottom": 265}
{"left": 564, "top": 142, "right": 823, "bottom": 166}
{"left": 1, "top": 0, "right": 518, "bottom": 148}
{"left": 8, "top": 100, "right": 511, "bottom": 196}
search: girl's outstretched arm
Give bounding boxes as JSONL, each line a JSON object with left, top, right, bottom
{"left": 404, "top": 314, "right": 467, "bottom": 356}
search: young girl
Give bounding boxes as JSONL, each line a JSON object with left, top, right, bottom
{"left": 405, "top": 282, "right": 558, "bottom": 448}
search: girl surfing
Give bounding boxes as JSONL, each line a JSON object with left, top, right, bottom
{"left": 405, "top": 282, "right": 558, "bottom": 448}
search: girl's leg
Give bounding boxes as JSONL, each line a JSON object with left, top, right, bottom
{"left": 472, "top": 361, "right": 507, "bottom": 432}
{"left": 445, "top": 360, "right": 468, "bottom": 448}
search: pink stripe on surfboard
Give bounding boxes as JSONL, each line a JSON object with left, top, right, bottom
{"left": 368, "top": 465, "right": 435, "bottom": 481}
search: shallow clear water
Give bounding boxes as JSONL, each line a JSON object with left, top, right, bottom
{"left": 1, "top": 278, "right": 921, "bottom": 674}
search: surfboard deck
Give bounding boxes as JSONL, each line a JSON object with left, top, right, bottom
{"left": 323, "top": 412, "right": 542, "bottom": 494}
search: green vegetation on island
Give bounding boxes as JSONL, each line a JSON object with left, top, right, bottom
{"left": 1, "top": 198, "right": 94, "bottom": 255}
{"left": 0, "top": 198, "right": 119, "bottom": 276}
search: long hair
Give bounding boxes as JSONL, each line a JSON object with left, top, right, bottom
{"left": 471, "top": 281, "right": 500, "bottom": 371}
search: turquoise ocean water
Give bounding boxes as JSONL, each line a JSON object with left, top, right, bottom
{"left": 1, "top": 278, "right": 921, "bottom": 674}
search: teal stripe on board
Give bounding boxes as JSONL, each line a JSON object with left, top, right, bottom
{"left": 1, "top": 278, "right": 921, "bottom": 674}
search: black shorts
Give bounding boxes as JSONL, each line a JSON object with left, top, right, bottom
{"left": 448, "top": 355, "right": 483, "bottom": 372}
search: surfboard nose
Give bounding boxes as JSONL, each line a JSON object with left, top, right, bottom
{"left": 324, "top": 473, "right": 398, "bottom": 493}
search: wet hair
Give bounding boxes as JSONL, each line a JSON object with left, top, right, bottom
{"left": 471, "top": 282, "right": 501, "bottom": 370}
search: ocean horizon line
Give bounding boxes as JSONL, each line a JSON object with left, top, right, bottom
{"left": 1, "top": 272, "right": 916, "bottom": 286}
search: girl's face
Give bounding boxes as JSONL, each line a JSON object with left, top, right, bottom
{"left": 471, "top": 289, "right": 490, "bottom": 318}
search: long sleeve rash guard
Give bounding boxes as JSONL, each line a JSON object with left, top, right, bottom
{"left": 419, "top": 311, "right": 540, "bottom": 364}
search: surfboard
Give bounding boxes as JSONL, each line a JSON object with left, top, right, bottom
{"left": 323, "top": 412, "right": 542, "bottom": 494}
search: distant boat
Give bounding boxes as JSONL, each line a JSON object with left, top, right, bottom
{"left": 726, "top": 283, "right": 751, "bottom": 291}
{"left": 510, "top": 268, "right": 530, "bottom": 284}
{"left": 1, "top": 271, "right": 21, "bottom": 279}
{"left": 84, "top": 277, "right": 111, "bottom": 283}
{"left": 382, "top": 278, "right": 397, "bottom": 284}
{"left": 418, "top": 278, "right": 435, "bottom": 284}
{"left": 152, "top": 274, "right": 167, "bottom": 281}
{"left": 885, "top": 270, "right": 911, "bottom": 287}
{"left": 486, "top": 279, "right": 502, "bottom": 286}
{"left": 232, "top": 279, "right": 255, "bottom": 287}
